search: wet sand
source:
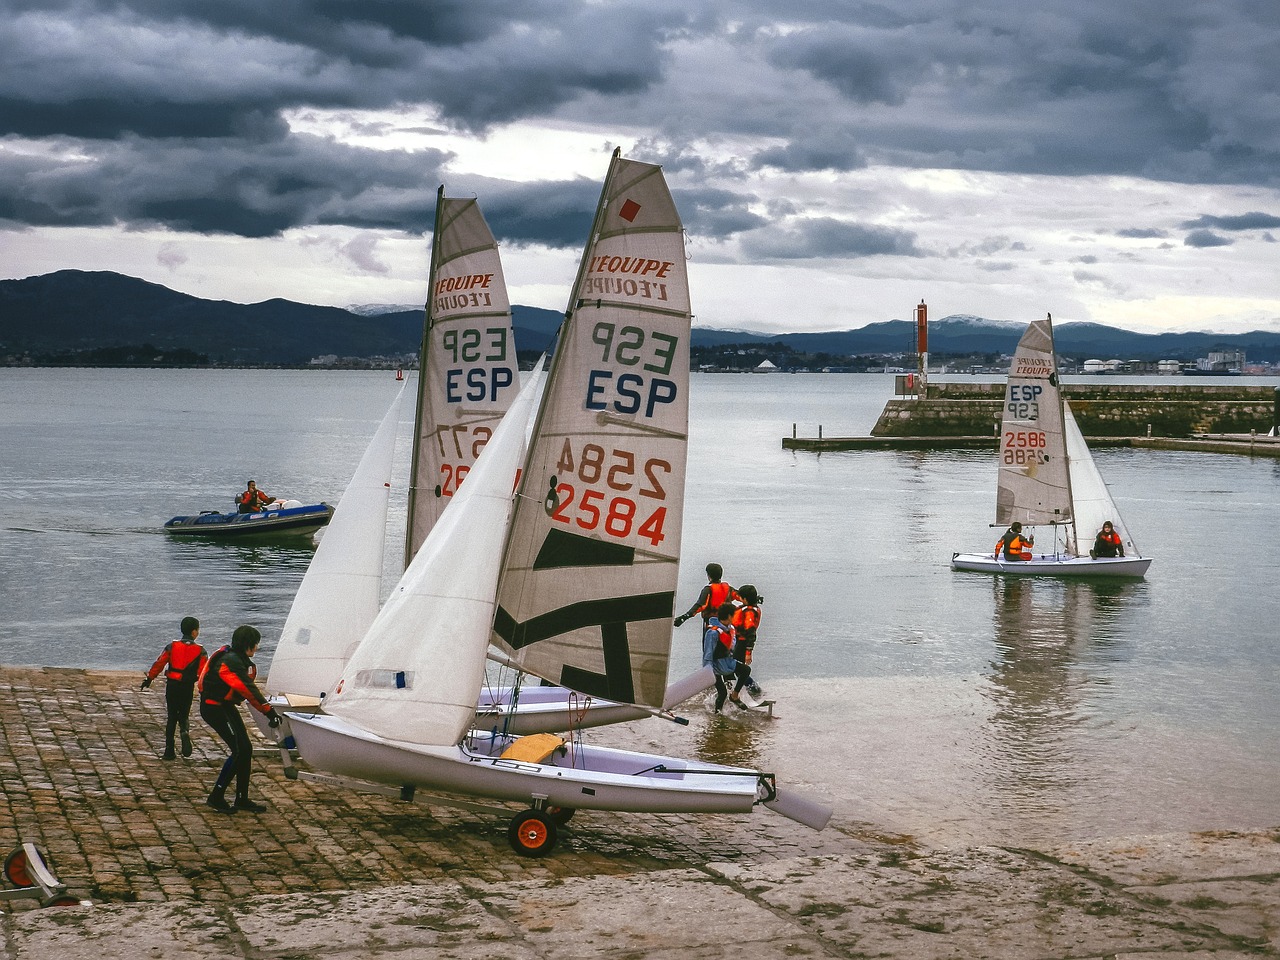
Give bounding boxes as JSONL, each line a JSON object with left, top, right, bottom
{"left": 1, "top": 667, "right": 1277, "bottom": 957}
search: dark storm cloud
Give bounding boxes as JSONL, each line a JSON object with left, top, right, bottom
{"left": 0, "top": 134, "right": 452, "bottom": 236}
{"left": 0, "top": 0, "right": 1277, "bottom": 242}
{"left": 1183, "top": 230, "right": 1233, "bottom": 248}
{"left": 1181, "top": 212, "right": 1280, "bottom": 231}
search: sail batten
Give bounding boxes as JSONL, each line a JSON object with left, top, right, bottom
{"left": 491, "top": 152, "right": 691, "bottom": 710}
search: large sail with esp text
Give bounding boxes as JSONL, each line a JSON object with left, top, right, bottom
{"left": 406, "top": 190, "right": 519, "bottom": 566}
{"left": 490, "top": 151, "right": 691, "bottom": 711}
{"left": 994, "top": 315, "right": 1071, "bottom": 527}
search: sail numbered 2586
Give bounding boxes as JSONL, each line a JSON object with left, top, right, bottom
{"left": 994, "top": 314, "right": 1071, "bottom": 527}
{"left": 492, "top": 151, "right": 691, "bottom": 711}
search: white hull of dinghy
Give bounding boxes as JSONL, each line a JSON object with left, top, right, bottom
{"left": 474, "top": 666, "right": 715, "bottom": 736}
{"left": 286, "top": 711, "right": 760, "bottom": 816}
{"left": 950, "top": 552, "right": 1151, "bottom": 578}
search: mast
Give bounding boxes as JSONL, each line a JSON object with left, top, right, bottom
{"left": 1048, "top": 313, "right": 1078, "bottom": 550}
{"left": 404, "top": 185, "right": 445, "bottom": 568}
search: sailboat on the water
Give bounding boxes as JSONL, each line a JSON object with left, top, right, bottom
{"left": 264, "top": 189, "right": 710, "bottom": 734}
{"left": 951, "top": 314, "right": 1152, "bottom": 578}
{"left": 281, "top": 151, "right": 829, "bottom": 855}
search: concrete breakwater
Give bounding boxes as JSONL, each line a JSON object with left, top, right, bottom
{"left": 870, "top": 382, "right": 1279, "bottom": 438}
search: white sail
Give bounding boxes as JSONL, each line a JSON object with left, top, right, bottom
{"left": 1063, "top": 402, "right": 1140, "bottom": 558}
{"left": 994, "top": 315, "right": 1071, "bottom": 527}
{"left": 266, "top": 386, "right": 405, "bottom": 700}
{"left": 324, "top": 369, "right": 542, "bottom": 746}
{"left": 406, "top": 190, "right": 519, "bottom": 566}
{"left": 490, "top": 150, "right": 691, "bottom": 711}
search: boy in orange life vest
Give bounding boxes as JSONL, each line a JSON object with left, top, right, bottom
{"left": 198, "top": 624, "right": 280, "bottom": 814}
{"left": 674, "top": 562, "right": 739, "bottom": 628}
{"left": 703, "top": 603, "right": 738, "bottom": 713}
{"left": 728, "top": 584, "right": 765, "bottom": 707}
{"left": 995, "top": 522, "right": 1033, "bottom": 561}
{"left": 142, "top": 616, "right": 207, "bottom": 760}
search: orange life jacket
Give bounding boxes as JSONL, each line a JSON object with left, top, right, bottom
{"left": 996, "top": 532, "right": 1032, "bottom": 559}
{"left": 148, "top": 639, "right": 206, "bottom": 684}
{"left": 697, "top": 581, "right": 737, "bottom": 619}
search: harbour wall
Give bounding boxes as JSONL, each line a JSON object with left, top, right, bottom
{"left": 870, "top": 382, "right": 1279, "bottom": 438}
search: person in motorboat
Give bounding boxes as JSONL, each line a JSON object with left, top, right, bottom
{"left": 728, "top": 584, "right": 765, "bottom": 708}
{"left": 236, "top": 480, "right": 273, "bottom": 513}
{"left": 995, "top": 522, "right": 1033, "bottom": 561}
{"left": 703, "top": 602, "right": 739, "bottom": 713}
{"left": 674, "top": 562, "right": 739, "bottom": 629}
{"left": 1091, "top": 521, "right": 1125, "bottom": 558}
{"left": 197, "top": 624, "right": 281, "bottom": 814}
{"left": 141, "top": 616, "right": 207, "bottom": 760}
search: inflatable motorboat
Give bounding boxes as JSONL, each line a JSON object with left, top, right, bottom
{"left": 163, "top": 499, "right": 334, "bottom": 538}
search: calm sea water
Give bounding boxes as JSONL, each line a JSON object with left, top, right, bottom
{"left": 2, "top": 367, "right": 1278, "bottom": 847}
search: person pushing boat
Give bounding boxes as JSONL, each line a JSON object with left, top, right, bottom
{"left": 197, "top": 625, "right": 280, "bottom": 814}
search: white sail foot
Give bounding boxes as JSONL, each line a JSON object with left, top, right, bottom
{"left": 762, "top": 789, "right": 833, "bottom": 831}
{"left": 662, "top": 665, "right": 715, "bottom": 709}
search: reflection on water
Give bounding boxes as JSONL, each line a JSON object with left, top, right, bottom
{"left": 692, "top": 706, "right": 769, "bottom": 770}
{"left": 981, "top": 576, "right": 1148, "bottom": 826}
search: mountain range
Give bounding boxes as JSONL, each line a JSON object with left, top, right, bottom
{"left": 3, "top": 270, "right": 1279, "bottom": 365}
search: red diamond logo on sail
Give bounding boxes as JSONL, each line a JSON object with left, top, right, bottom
{"left": 619, "top": 199, "right": 641, "bottom": 222}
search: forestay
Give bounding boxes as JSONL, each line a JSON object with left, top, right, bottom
{"left": 995, "top": 315, "right": 1071, "bottom": 528}
{"left": 491, "top": 151, "right": 691, "bottom": 711}
{"left": 266, "top": 386, "right": 405, "bottom": 701}
{"left": 323, "top": 369, "right": 542, "bottom": 746}
{"left": 406, "top": 190, "right": 519, "bottom": 566}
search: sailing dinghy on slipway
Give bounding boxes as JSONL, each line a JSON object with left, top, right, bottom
{"left": 263, "top": 191, "right": 709, "bottom": 734}
{"left": 284, "top": 151, "right": 830, "bottom": 855}
{"left": 950, "top": 314, "right": 1151, "bottom": 578}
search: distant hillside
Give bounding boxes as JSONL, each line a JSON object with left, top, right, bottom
{"left": 2, "top": 270, "right": 1278, "bottom": 364}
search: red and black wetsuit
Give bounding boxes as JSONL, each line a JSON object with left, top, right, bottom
{"left": 198, "top": 646, "right": 272, "bottom": 803}
{"left": 147, "top": 638, "right": 207, "bottom": 753}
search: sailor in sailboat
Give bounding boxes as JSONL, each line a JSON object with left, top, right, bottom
{"left": 951, "top": 313, "right": 1151, "bottom": 578}
{"left": 994, "top": 522, "right": 1033, "bottom": 561}
{"left": 1091, "top": 521, "right": 1125, "bottom": 558}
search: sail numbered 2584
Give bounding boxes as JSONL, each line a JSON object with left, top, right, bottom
{"left": 492, "top": 151, "right": 691, "bottom": 711}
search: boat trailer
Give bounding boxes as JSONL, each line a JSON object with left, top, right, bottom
{"left": 2, "top": 843, "right": 85, "bottom": 908}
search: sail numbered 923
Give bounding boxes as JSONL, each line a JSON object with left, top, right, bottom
{"left": 492, "top": 152, "right": 692, "bottom": 711}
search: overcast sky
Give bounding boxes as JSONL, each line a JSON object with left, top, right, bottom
{"left": 2, "top": 0, "right": 1278, "bottom": 333}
